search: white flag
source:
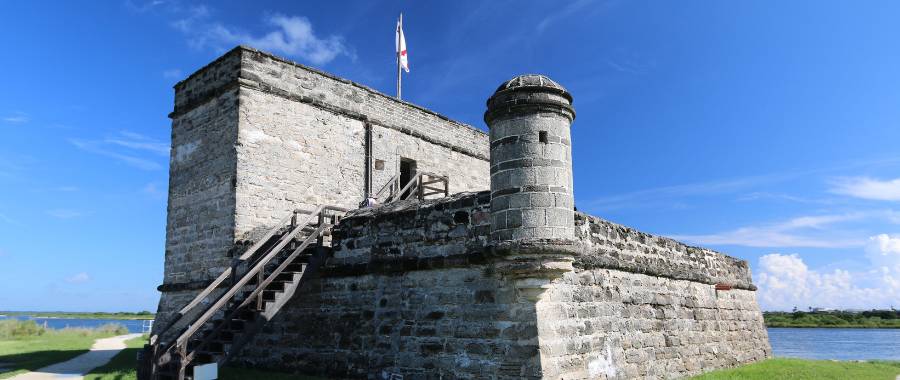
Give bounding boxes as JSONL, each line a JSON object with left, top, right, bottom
{"left": 396, "top": 18, "right": 409, "bottom": 73}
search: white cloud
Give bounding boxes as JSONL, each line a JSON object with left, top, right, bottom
{"left": 3, "top": 112, "right": 29, "bottom": 124}
{"left": 176, "top": 11, "right": 352, "bottom": 65}
{"left": 756, "top": 251, "right": 900, "bottom": 311}
{"left": 46, "top": 209, "right": 83, "bottom": 219}
{"left": 66, "top": 272, "right": 91, "bottom": 284}
{"left": 866, "top": 234, "right": 900, "bottom": 272}
{"left": 671, "top": 213, "right": 866, "bottom": 248}
{"left": 831, "top": 177, "right": 900, "bottom": 201}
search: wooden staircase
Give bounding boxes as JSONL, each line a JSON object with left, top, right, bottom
{"left": 138, "top": 205, "right": 347, "bottom": 380}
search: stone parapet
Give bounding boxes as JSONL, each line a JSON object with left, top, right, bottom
{"left": 575, "top": 212, "right": 755, "bottom": 290}
{"left": 329, "top": 193, "right": 753, "bottom": 290}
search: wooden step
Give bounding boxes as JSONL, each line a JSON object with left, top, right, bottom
{"left": 262, "top": 289, "right": 280, "bottom": 301}
{"left": 286, "top": 262, "right": 307, "bottom": 272}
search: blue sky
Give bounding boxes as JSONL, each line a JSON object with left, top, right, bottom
{"left": 2, "top": 1, "right": 899, "bottom": 312}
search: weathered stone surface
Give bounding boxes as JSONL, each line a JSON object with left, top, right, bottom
{"left": 487, "top": 75, "right": 576, "bottom": 243}
{"left": 235, "top": 193, "right": 770, "bottom": 379}
{"left": 154, "top": 47, "right": 770, "bottom": 379}
{"left": 155, "top": 46, "right": 490, "bottom": 331}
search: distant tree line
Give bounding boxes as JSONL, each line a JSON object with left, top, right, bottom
{"left": 764, "top": 309, "right": 900, "bottom": 328}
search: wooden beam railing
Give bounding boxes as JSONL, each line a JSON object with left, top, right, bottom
{"left": 382, "top": 171, "right": 449, "bottom": 204}
{"left": 147, "top": 209, "right": 311, "bottom": 347}
{"left": 373, "top": 172, "right": 401, "bottom": 203}
{"left": 145, "top": 205, "right": 346, "bottom": 379}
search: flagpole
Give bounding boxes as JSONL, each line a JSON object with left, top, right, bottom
{"left": 397, "top": 13, "right": 403, "bottom": 100}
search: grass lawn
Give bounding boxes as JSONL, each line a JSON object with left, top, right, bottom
{"left": 0, "top": 320, "right": 128, "bottom": 379}
{"left": 692, "top": 358, "right": 900, "bottom": 380}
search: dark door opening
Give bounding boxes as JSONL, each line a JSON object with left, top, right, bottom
{"left": 399, "top": 158, "right": 417, "bottom": 199}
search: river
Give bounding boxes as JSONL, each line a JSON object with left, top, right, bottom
{"left": 768, "top": 327, "right": 900, "bottom": 360}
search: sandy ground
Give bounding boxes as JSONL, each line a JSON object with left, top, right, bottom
{"left": 9, "top": 333, "right": 143, "bottom": 380}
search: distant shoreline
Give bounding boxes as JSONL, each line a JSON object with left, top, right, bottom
{"left": 0, "top": 311, "right": 155, "bottom": 320}
{"left": 764, "top": 310, "right": 900, "bottom": 329}
{"left": 767, "top": 325, "right": 900, "bottom": 329}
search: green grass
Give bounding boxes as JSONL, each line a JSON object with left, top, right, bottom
{"left": 83, "top": 335, "right": 148, "bottom": 380}
{"left": 0, "top": 320, "right": 129, "bottom": 379}
{"left": 1, "top": 311, "right": 154, "bottom": 320}
{"left": 692, "top": 358, "right": 900, "bottom": 380}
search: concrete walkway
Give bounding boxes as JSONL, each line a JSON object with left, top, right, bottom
{"left": 9, "top": 333, "right": 143, "bottom": 380}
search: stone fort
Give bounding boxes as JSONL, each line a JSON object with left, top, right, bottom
{"left": 144, "top": 45, "right": 771, "bottom": 380}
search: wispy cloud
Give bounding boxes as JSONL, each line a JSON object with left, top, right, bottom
{"left": 173, "top": 8, "right": 353, "bottom": 65}
{"left": 589, "top": 157, "right": 900, "bottom": 212}
{"left": 65, "top": 272, "right": 91, "bottom": 284}
{"left": 162, "top": 68, "right": 183, "bottom": 80}
{"left": 831, "top": 177, "right": 900, "bottom": 201}
{"left": 105, "top": 131, "right": 170, "bottom": 156}
{"left": 3, "top": 112, "right": 29, "bottom": 124}
{"left": 0, "top": 213, "right": 22, "bottom": 226}
{"left": 670, "top": 213, "right": 867, "bottom": 248}
{"left": 69, "top": 131, "right": 168, "bottom": 170}
{"left": 604, "top": 57, "right": 655, "bottom": 75}
{"left": 737, "top": 192, "right": 834, "bottom": 205}
{"left": 142, "top": 182, "right": 165, "bottom": 199}
{"left": 46, "top": 209, "right": 83, "bottom": 219}
{"left": 588, "top": 174, "right": 784, "bottom": 211}
{"left": 124, "top": 0, "right": 169, "bottom": 13}
{"left": 536, "top": 0, "right": 596, "bottom": 33}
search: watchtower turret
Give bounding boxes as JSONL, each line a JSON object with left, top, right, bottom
{"left": 485, "top": 74, "right": 576, "bottom": 244}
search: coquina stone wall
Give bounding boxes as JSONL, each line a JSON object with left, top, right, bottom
{"left": 237, "top": 192, "right": 549, "bottom": 379}
{"left": 234, "top": 46, "right": 490, "bottom": 243}
{"left": 155, "top": 46, "right": 489, "bottom": 336}
{"left": 235, "top": 192, "right": 770, "bottom": 379}
{"left": 535, "top": 214, "right": 770, "bottom": 379}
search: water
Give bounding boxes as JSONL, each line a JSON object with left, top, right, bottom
{"left": 0, "top": 315, "right": 150, "bottom": 334}
{"left": 768, "top": 327, "right": 900, "bottom": 360}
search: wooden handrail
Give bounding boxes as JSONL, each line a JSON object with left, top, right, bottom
{"left": 149, "top": 205, "right": 347, "bottom": 378}
{"left": 173, "top": 206, "right": 329, "bottom": 347}
{"left": 147, "top": 209, "right": 311, "bottom": 346}
{"left": 183, "top": 221, "right": 330, "bottom": 367}
{"left": 374, "top": 172, "right": 401, "bottom": 201}
{"left": 384, "top": 171, "right": 449, "bottom": 203}
{"left": 150, "top": 210, "right": 299, "bottom": 345}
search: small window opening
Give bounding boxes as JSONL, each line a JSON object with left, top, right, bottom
{"left": 539, "top": 131, "right": 549, "bottom": 143}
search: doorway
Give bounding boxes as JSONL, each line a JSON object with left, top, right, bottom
{"left": 399, "top": 158, "right": 417, "bottom": 199}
